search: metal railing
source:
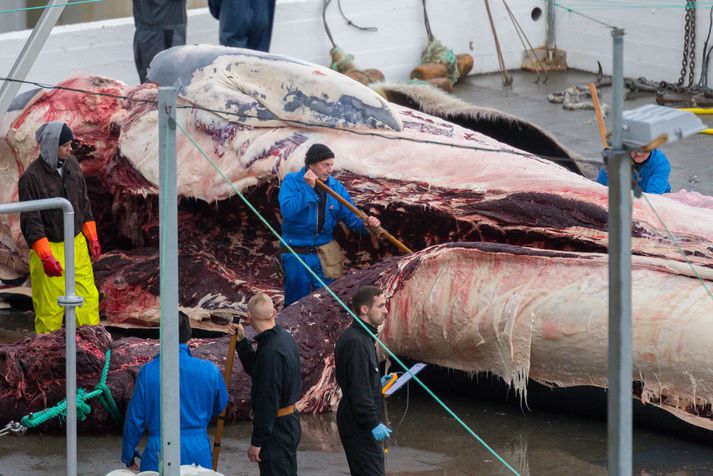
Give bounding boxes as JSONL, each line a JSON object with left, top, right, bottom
{"left": 0, "top": 197, "right": 82, "bottom": 476}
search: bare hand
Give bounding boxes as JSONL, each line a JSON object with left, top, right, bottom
{"left": 303, "top": 169, "right": 317, "bottom": 188}
{"left": 128, "top": 462, "right": 139, "bottom": 471}
{"left": 248, "top": 444, "right": 262, "bottom": 463}
{"left": 228, "top": 321, "right": 246, "bottom": 341}
{"left": 366, "top": 216, "right": 381, "bottom": 228}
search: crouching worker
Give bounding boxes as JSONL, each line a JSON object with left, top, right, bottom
{"left": 335, "top": 285, "right": 392, "bottom": 476}
{"left": 278, "top": 143, "right": 381, "bottom": 306}
{"left": 121, "top": 312, "right": 229, "bottom": 471}
{"left": 596, "top": 148, "right": 671, "bottom": 194}
{"left": 19, "top": 121, "right": 101, "bottom": 334}
{"left": 233, "top": 293, "right": 301, "bottom": 475}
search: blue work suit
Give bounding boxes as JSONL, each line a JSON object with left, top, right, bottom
{"left": 208, "top": 0, "right": 276, "bottom": 52}
{"left": 279, "top": 167, "right": 367, "bottom": 306}
{"left": 121, "top": 344, "right": 229, "bottom": 471}
{"left": 596, "top": 149, "right": 671, "bottom": 194}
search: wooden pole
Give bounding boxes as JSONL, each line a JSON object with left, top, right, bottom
{"left": 588, "top": 82, "right": 609, "bottom": 147}
{"left": 314, "top": 179, "right": 413, "bottom": 255}
{"left": 212, "top": 333, "right": 238, "bottom": 470}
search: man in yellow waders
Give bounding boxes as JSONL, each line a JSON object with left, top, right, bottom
{"left": 18, "top": 121, "right": 101, "bottom": 334}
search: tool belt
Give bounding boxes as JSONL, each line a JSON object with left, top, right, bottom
{"left": 277, "top": 404, "right": 296, "bottom": 417}
{"left": 279, "top": 245, "right": 318, "bottom": 255}
{"left": 279, "top": 241, "right": 345, "bottom": 279}
{"left": 315, "top": 240, "right": 344, "bottom": 279}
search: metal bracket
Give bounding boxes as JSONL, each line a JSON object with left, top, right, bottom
{"left": 58, "top": 295, "right": 84, "bottom": 308}
{"left": 0, "top": 421, "right": 27, "bottom": 437}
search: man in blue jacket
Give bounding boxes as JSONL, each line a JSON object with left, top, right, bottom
{"left": 596, "top": 148, "right": 671, "bottom": 194}
{"left": 121, "top": 312, "right": 229, "bottom": 471}
{"left": 278, "top": 143, "right": 380, "bottom": 306}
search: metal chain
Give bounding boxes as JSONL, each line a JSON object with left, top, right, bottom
{"left": 679, "top": 0, "right": 697, "bottom": 88}
{"left": 689, "top": 0, "right": 697, "bottom": 87}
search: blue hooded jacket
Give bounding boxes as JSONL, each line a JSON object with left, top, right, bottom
{"left": 121, "top": 344, "right": 228, "bottom": 471}
{"left": 279, "top": 167, "right": 367, "bottom": 247}
{"left": 596, "top": 149, "right": 671, "bottom": 194}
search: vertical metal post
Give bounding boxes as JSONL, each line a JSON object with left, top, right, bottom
{"left": 546, "top": 0, "right": 556, "bottom": 60}
{"left": 0, "top": 0, "right": 66, "bottom": 121}
{"left": 0, "top": 198, "right": 81, "bottom": 476}
{"left": 607, "top": 27, "right": 632, "bottom": 476}
{"left": 62, "top": 208, "right": 78, "bottom": 476}
{"left": 158, "top": 87, "right": 180, "bottom": 476}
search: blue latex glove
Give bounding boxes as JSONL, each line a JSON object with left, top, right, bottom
{"left": 380, "top": 374, "right": 393, "bottom": 387}
{"left": 371, "top": 423, "right": 392, "bottom": 441}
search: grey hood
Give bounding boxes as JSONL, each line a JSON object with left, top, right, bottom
{"left": 35, "top": 121, "right": 65, "bottom": 169}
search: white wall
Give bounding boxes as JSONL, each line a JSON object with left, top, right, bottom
{"left": 0, "top": 0, "right": 26, "bottom": 35}
{"left": 0, "top": 0, "right": 546, "bottom": 90}
{"left": 556, "top": 5, "right": 708, "bottom": 83}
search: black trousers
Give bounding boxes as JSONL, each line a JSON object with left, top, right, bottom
{"left": 258, "top": 413, "right": 300, "bottom": 476}
{"left": 337, "top": 420, "right": 385, "bottom": 476}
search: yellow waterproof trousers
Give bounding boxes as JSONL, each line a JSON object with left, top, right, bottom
{"left": 29, "top": 233, "right": 100, "bottom": 334}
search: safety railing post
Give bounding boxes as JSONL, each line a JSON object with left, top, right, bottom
{"left": 607, "top": 27, "right": 632, "bottom": 476}
{"left": 158, "top": 87, "right": 180, "bottom": 476}
{"left": 0, "top": 197, "right": 81, "bottom": 476}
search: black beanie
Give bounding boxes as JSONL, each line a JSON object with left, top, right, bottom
{"left": 305, "top": 143, "right": 335, "bottom": 166}
{"left": 59, "top": 123, "right": 74, "bottom": 146}
{"left": 178, "top": 311, "right": 192, "bottom": 343}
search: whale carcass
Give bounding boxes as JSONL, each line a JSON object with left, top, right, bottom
{"left": 1, "top": 45, "right": 713, "bottom": 433}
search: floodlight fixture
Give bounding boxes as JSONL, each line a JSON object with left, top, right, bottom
{"left": 622, "top": 104, "right": 705, "bottom": 148}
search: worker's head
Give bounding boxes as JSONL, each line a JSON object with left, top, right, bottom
{"left": 57, "top": 124, "right": 74, "bottom": 161}
{"left": 351, "top": 285, "right": 387, "bottom": 327}
{"left": 246, "top": 292, "right": 276, "bottom": 326}
{"left": 629, "top": 149, "right": 651, "bottom": 164}
{"left": 178, "top": 311, "right": 192, "bottom": 343}
{"left": 305, "top": 143, "right": 335, "bottom": 182}
{"left": 35, "top": 121, "right": 74, "bottom": 169}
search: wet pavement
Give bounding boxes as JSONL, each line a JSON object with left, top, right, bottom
{"left": 2, "top": 392, "right": 713, "bottom": 475}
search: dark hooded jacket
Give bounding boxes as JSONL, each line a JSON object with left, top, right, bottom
{"left": 18, "top": 122, "right": 93, "bottom": 246}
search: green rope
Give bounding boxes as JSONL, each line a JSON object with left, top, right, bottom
{"left": 174, "top": 121, "right": 521, "bottom": 476}
{"left": 0, "top": 0, "right": 104, "bottom": 15}
{"left": 421, "top": 38, "right": 460, "bottom": 85}
{"left": 20, "top": 349, "right": 122, "bottom": 429}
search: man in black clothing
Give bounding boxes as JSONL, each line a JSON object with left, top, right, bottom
{"left": 234, "top": 292, "right": 301, "bottom": 476}
{"left": 335, "top": 285, "right": 392, "bottom": 476}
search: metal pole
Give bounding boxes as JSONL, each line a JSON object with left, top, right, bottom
{"left": 0, "top": 197, "right": 82, "bottom": 476}
{"left": 546, "top": 0, "right": 556, "bottom": 60}
{"left": 0, "top": 0, "right": 66, "bottom": 121}
{"left": 607, "top": 27, "right": 632, "bottom": 476}
{"left": 158, "top": 87, "right": 180, "bottom": 476}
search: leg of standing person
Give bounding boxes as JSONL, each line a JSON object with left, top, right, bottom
{"left": 337, "top": 410, "right": 385, "bottom": 476}
{"left": 257, "top": 414, "right": 300, "bottom": 475}
{"left": 247, "top": 0, "right": 276, "bottom": 52}
{"left": 219, "top": 0, "right": 252, "bottom": 48}
{"left": 133, "top": 27, "right": 163, "bottom": 83}
{"left": 73, "top": 233, "right": 100, "bottom": 327}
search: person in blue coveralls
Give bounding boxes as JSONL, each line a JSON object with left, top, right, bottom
{"left": 278, "top": 143, "right": 381, "bottom": 306}
{"left": 208, "top": 0, "right": 276, "bottom": 52}
{"left": 121, "top": 312, "right": 229, "bottom": 471}
{"left": 596, "top": 148, "right": 672, "bottom": 194}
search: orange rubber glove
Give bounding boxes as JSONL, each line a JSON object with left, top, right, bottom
{"left": 82, "top": 221, "right": 101, "bottom": 258}
{"left": 32, "top": 237, "right": 63, "bottom": 277}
